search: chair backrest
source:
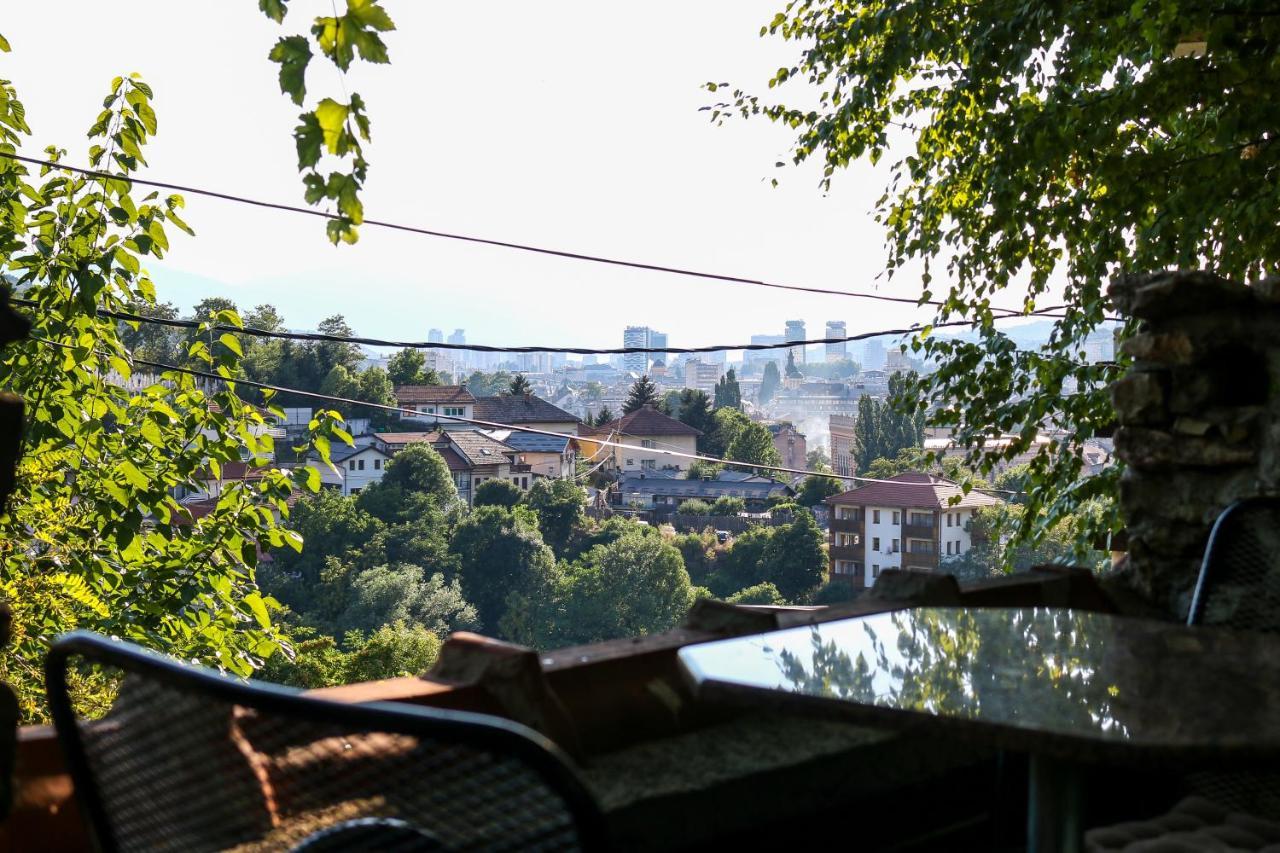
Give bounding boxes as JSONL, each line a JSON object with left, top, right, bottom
{"left": 46, "top": 631, "right": 607, "bottom": 853}
{"left": 1187, "top": 497, "right": 1280, "bottom": 631}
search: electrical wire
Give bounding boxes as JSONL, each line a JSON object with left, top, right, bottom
{"left": 32, "top": 335, "right": 1018, "bottom": 493}
{"left": 1, "top": 150, "right": 1044, "bottom": 314}
{"left": 10, "top": 297, "right": 1119, "bottom": 360}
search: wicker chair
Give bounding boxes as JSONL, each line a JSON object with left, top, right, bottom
{"left": 46, "top": 631, "right": 607, "bottom": 853}
{"left": 1085, "top": 498, "right": 1280, "bottom": 849}
{"left": 1187, "top": 496, "right": 1280, "bottom": 631}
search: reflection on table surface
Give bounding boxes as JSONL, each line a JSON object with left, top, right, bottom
{"left": 678, "top": 607, "right": 1280, "bottom": 754}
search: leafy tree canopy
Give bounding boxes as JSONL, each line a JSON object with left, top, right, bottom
{"left": 797, "top": 474, "right": 844, "bottom": 507}
{"left": 473, "top": 478, "right": 523, "bottom": 509}
{"left": 706, "top": 0, "right": 1280, "bottom": 552}
{"left": 726, "top": 420, "right": 783, "bottom": 474}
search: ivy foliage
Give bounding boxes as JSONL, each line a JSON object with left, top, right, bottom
{"left": 0, "top": 62, "right": 348, "bottom": 720}
{"left": 709, "top": 1, "right": 1280, "bottom": 554}
{"left": 259, "top": 0, "right": 396, "bottom": 244}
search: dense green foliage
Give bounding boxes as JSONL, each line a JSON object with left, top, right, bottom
{"left": 0, "top": 67, "right": 347, "bottom": 720}
{"left": 670, "top": 388, "right": 714, "bottom": 436}
{"left": 387, "top": 348, "right": 440, "bottom": 387}
{"left": 852, "top": 375, "right": 925, "bottom": 474}
{"left": 710, "top": 496, "right": 746, "bottom": 516}
{"left": 473, "top": 478, "right": 523, "bottom": 508}
{"left": 706, "top": 0, "right": 1280, "bottom": 551}
{"left": 677, "top": 499, "right": 713, "bottom": 516}
{"left": 796, "top": 474, "right": 844, "bottom": 507}
{"left": 713, "top": 368, "right": 742, "bottom": 410}
{"left": 726, "top": 420, "right": 783, "bottom": 474}
{"left": 261, "top": 622, "right": 443, "bottom": 689}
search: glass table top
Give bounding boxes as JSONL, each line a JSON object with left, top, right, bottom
{"left": 678, "top": 607, "right": 1280, "bottom": 761}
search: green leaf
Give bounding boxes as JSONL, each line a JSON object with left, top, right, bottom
{"left": 269, "top": 36, "right": 311, "bottom": 106}
{"left": 258, "top": 0, "right": 289, "bottom": 22}
{"left": 294, "top": 113, "right": 323, "bottom": 169}
{"left": 0, "top": 33, "right": 11, "bottom": 52}
{"left": 314, "top": 98, "right": 350, "bottom": 154}
{"left": 118, "top": 460, "right": 149, "bottom": 490}
{"left": 218, "top": 333, "right": 243, "bottom": 357}
{"left": 347, "top": 0, "right": 395, "bottom": 31}
{"left": 244, "top": 592, "right": 271, "bottom": 628}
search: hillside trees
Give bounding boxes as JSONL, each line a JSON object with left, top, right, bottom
{"left": 449, "top": 505, "right": 560, "bottom": 630}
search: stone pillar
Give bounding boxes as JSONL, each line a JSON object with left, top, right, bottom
{"left": 1109, "top": 271, "right": 1280, "bottom": 616}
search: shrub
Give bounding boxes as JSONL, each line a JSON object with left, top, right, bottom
{"left": 710, "top": 496, "right": 746, "bottom": 516}
{"left": 726, "top": 582, "right": 787, "bottom": 606}
{"left": 678, "top": 499, "right": 713, "bottom": 516}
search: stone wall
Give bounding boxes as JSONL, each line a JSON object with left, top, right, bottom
{"left": 1109, "top": 271, "right": 1280, "bottom": 615}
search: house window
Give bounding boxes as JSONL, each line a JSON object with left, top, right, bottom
{"left": 892, "top": 538, "right": 899, "bottom": 553}
{"left": 947, "top": 513, "right": 953, "bottom": 527}
{"left": 872, "top": 537, "right": 880, "bottom": 551}
{"left": 349, "top": 487, "right": 361, "bottom": 494}
{"left": 348, "top": 460, "right": 356, "bottom": 471}
{"left": 358, "top": 459, "right": 365, "bottom": 471}
{"left": 641, "top": 439, "right": 655, "bottom": 448}
{"left": 872, "top": 565, "right": 880, "bottom": 578}
{"left": 873, "top": 509, "right": 881, "bottom": 524}
{"left": 373, "top": 459, "right": 381, "bottom": 470}
{"left": 626, "top": 458, "right": 635, "bottom": 467}
{"left": 892, "top": 511, "right": 899, "bottom": 525}
{"left": 444, "top": 406, "right": 465, "bottom": 417}
{"left": 522, "top": 477, "right": 529, "bottom": 489}
{"left": 642, "top": 460, "right": 656, "bottom": 470}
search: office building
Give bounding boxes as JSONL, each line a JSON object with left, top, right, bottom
{"left": 825, "top": 321, "right": 847, "bottom": 363}
{"left": 785, "top": 320, "right": 807, "bottom": 365}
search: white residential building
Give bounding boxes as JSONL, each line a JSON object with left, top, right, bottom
{"left": 825, "top": 471, "right": 1004, "bottom": 588}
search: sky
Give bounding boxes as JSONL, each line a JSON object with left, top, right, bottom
{"left": 2, "top": 2, "right": 1048, "bottom": 356}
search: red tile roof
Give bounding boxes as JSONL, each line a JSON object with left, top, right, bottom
{"left": 373, "top": 431, "right": 443, "bottom": 448}
{"left": 825, "top": 471, "right": 1003, "bottom": 510}
{"left": 589, "top": 406, "right": 701, "bottom": 438}
{"left": 394, "top": 385, "right": 476, "bottom": 405}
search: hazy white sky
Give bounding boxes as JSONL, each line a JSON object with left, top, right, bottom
{"left": 2, "top": 2, "right": 1031, "bottom": 353}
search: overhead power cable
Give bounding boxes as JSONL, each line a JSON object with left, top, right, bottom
{"left": 11, "top": 297, "right": 1117, "bottom": 359}
{"left": 2, "top": 150, "right": 1043, "bottom": 314}
{"left": 33, "top": 335, "right": 1018, "bottom": 493}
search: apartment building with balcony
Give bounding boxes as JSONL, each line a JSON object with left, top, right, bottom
{"left": 824, "top": 471, "right": 1004, "bottom": 587}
